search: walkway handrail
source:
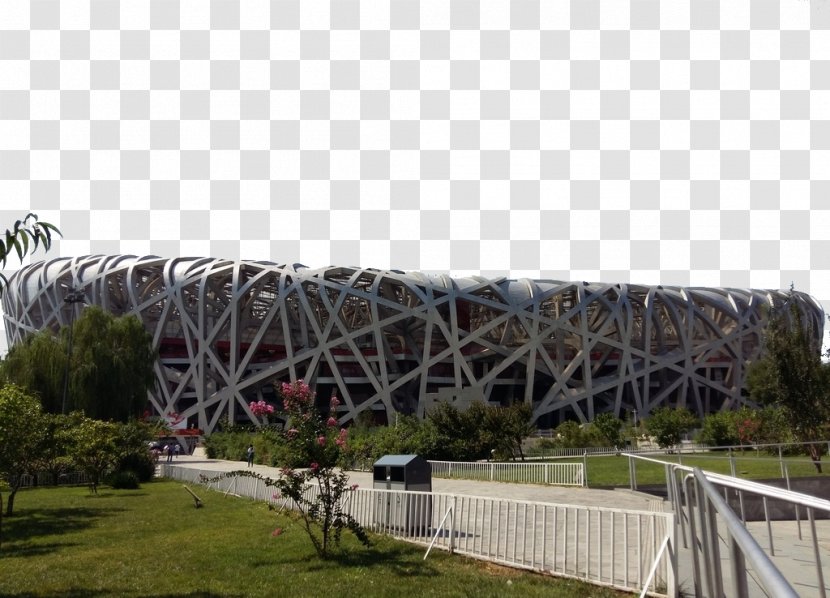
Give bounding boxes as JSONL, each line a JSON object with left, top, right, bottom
{"left": 703, "top": 470, "right": 830, "bottom": 513}
{"left": 623, "top": 451, "right": 828, "bottom": 597}
{"left": 691, "top": 468, "right": 798, "bottom": 598}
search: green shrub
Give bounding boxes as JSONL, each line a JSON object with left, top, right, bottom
{"left": 115, "top": 451, "right": 156, "bottom": 482}
{"left": 107, "top": 470, "right": 140, "bottom": 489}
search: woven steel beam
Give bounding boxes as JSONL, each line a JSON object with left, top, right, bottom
{"left": 3, "top": 255, "right": 824, "bottom": 435}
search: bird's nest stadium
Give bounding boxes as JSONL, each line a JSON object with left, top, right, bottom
{"left": 2, "top": 255, "right": 824, "bottom": 435}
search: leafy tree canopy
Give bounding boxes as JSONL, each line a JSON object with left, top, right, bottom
{"left": 645, "top": 407, "right": 698, "bottom": 449}
{"left": 0, "top": 384, "right": 46, "bottom": 519}
{"left": 3, "top": 307, "right": 158, "bottom": 421}
{"left": 747, "top": 295, "right": 829, "bottom": 471}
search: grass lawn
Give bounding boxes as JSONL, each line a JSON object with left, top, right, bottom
{"left": 579, "top": 452, "right": 829, "bottom": 487}
{"left": 0, "top": 481, "right": 630, "bottom": 598}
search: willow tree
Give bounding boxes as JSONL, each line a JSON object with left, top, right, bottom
{"left": 3, "top": 307, "right": 157, "bottom": 421}
{"left": 69, "top": 307, "right": 157, "bottom": 422}
{"left": 747, "top": 297, "right": 829, "bottom": 472}
{"left": 1, "top": 330, "right": 65, "bottom": 413}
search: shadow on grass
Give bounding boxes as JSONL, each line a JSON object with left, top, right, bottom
{"left": 253, "top": 543, "right": 439, "bottom": 579}
{"left": 0, "top": 589, "right": 238, "bottom": 598}
{"left": 1, "top": 505, "right": 126, "bottom": 557}
{"left": 83, "top": 492, "right": 150, "bottom": 499}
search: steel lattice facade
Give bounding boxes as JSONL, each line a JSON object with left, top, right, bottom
{"left": 3, "top": 255, "right": 824, "bottom": 434}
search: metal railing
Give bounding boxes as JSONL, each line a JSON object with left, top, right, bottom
{"left": 13, "top": 471, "right": 90, "bottom": 488}
{"left": 428, "top": 459, "right": 584, "bottom": 486}
{"left": 161, "top": 464, "right": 675, "bottom": 597}
{"left": 529, "top": 438, "right": 830, "bottom": 459}
{"left": 624, "top": 452, "right": 830, "bottom": 598}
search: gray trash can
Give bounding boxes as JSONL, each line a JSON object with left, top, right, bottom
{"left": 373, "top": 454, "right": 432, "bottom": 535}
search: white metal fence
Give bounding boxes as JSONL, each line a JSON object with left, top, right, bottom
{"left": 428, "top": 460, "right": 584, "bottom": 486}
{"left": 160, "top": 464, "right": 675, "bottom": 597}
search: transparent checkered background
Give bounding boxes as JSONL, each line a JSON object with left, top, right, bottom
{"left": 1, "top": 0, "right": 829, "bottom": 354}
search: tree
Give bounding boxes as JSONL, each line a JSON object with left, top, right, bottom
{"left": 1, "top": 329, "right": 65, "bottom": 413}
{"left": 427, "top": 401, "right": 485, "bottom": 461}
{"left": 0, "top": 213, "right": 61, "bottom": 297}
{"left": 111, "top": 419, "right": 158, "bottom": 483}
{"left": 0, "top": 384, "right": 46, "bottom": 523}
{"left": 268, "top": 380, "right": 368, "bottom": 557}
{"left": 33, "top": 413, "right": 76, "bottom": 484}
{"left": 3, "top": 308, "right": 157, "bottom": 421}
{"left": 484, "top": 403, "right": 536, "bottom": 461}
{"left": 592, "top": 412, "right": 623, "bottom": 448}
{"left": 747, "top": 297, "right": 829, "bottom": 472}
{"left": 645, "top": 407, "right": 698, "bottom": 449}
{"left": 68, "top": 414, "right": 119, "bottom": 494}
{"left": 697, "top": 411, "right": 741, "bottom": 448}
{"left": 67, "top": 307, "right": 157, "bottom": 421}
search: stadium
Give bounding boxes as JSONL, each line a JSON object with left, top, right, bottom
{"left": 2, "top": 254, "right": 824, "bottom": 435}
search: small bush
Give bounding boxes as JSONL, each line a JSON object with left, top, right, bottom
{"left": 107, "top": 470, "right": 140, "bottom": 489}
{"left": 116, "top": 451, "right": 156, "bottom": 482}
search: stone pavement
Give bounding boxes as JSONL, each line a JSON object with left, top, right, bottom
{"left": 165, "top": 454, "right": 830, "bottom": 597}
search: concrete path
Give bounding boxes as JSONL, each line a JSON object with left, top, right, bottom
{"left": 165, "top": 453, "right": 658, "bottom": 510}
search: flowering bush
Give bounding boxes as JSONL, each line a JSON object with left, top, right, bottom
{"left": 249, "top": 400, "right": 275, "bottom": 424}
{"left": 269, "top": 380, "right": 368, "bottom": 557}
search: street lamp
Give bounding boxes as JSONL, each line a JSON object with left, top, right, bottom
{"left": 61, "top": 287, "right": 86, "bottom": 414}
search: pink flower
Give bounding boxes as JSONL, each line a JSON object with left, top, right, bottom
{"left": 317, "top": 435, "right": 327, "bottom": 446}
{"left": 330, "top": 396, "right": 340, "bottom": 408}
{"left": 327, "top": 416, "right": 337, "bottom": 427}
{"left": 310, "top": 462, "right": 319, "bottom": 472}
{"left": 350, "top": 484, "right": 359, "bottom": 491}
{"left": 272, "top": 492, "right": 282, "bottom": 500}
{"left": 335, "top": 438, "right": 345, "bottom": 447}
{"left": 339, "top": 428, "right": 348, "bottom": 438}
{"left": 272, "top": 527, "right": 283, "bottom": 537}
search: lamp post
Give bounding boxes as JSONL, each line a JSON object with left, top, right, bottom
{"left": 61, "top": 287, "right": 85, "bottom": 414}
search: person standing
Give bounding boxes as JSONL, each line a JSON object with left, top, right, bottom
{"left": 246, "top": 444, "right": 255, "bottom": 467}
{"left": 174, "top": 443, "right": 181, "bottom": 458}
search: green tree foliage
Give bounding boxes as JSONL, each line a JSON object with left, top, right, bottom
{"left": 70, "top": 307, "right": 157, "bottom": 421}
{"left": 111, "top": 420, "right": 157, "bottom": 483}
{"left": 1, "top": 330, "right": 65, "bottom": 413}
{"left": 484, "top": 403, "right": 536, "bottom": 460}
{"left": 0, "top": 384, "right": 46, "bottom": 523}
{"left": 68, "top": 414, "right": 119, "bottom": 493}
{"left": 0, "top": 213, "right": 61, "bottom": 297}
{"left": 747, "top": 297, "right": 829, "bottom": 471}
{"left": 2, "top": 308, "right": 157, "bottom": 421}
{"left": 697, "top": 411, "right": 742, "bottom": 448}
{"left": 645, "top": 407, "right": 698, "bottom": 449}
{"left": 33, "top": 413, "right": 76, "bottom": 484}
{"left": 427, "top": 401, "right": 489, "bottom": 461}
{"left": 592, "top": 413, "right": 623, "bottom": 448}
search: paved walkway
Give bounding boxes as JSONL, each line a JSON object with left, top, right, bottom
{"left": 164, "top": 454, "right": 830, "bottom": 597}
{"left": 164, "top": 453, "right": 658, "bottom": 510}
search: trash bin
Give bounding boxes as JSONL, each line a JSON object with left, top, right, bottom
{"left": 373, "top": 454, "right": 432, "bottom": 535}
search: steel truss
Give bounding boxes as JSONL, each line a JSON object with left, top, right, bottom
{"left": 3, "top": 255, "right": 824, "bottom": 434}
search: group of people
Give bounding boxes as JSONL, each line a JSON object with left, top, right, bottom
{"left": 150, "top": 442, "right": 181, "bottom": 463}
